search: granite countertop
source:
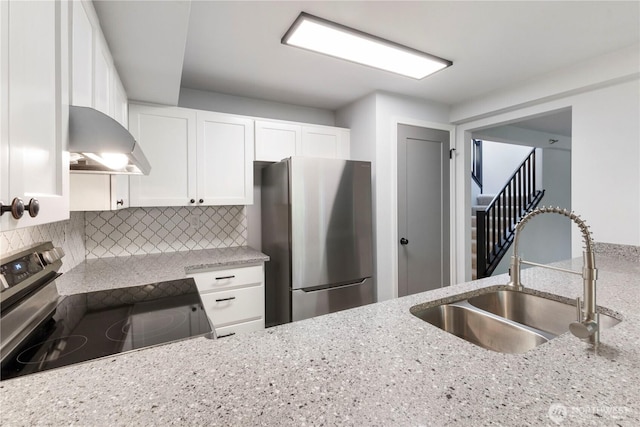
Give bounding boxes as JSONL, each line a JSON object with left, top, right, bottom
{"left": 55, "top": 246, "right": 269, "bottom": 295}
{"left": 1, "top": 254, "right": 639, "bottom": 426}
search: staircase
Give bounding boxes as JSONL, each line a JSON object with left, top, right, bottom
{"left": 473, "top": 148, "right": 545, "bottom": 279}
{"left": 471, "top": 194, "right": 494, "bottom": 279}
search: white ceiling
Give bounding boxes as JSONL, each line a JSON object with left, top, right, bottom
{"left": 94, "top": 1, "right": 640, "bottom": 112}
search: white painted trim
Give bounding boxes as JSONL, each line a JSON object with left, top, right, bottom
{"left": 390, "top": 117, "right": 457, "bottom": 297}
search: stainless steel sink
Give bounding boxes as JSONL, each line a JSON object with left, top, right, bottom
{"left": 467, "top": 290, "right": 621, "bottom": 336}
{"left": 411, "top": 288, "right": 622, "bottom": 354}
{"left": 412, "top": 302, "right": 549, "bottom": 354}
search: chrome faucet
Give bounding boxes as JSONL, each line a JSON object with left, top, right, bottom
{"left": 506, "top": 206, "right": 599, "bottom": 345}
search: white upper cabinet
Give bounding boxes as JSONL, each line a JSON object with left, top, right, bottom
{"left": 69, "top": 0, "right": 130, "bottom": 212}
{"left": 197, "top": 112, "right": 254, "bottom": 205}
{"left": 93, "top": 32, "right": 111, "bottom": 116}
{"left": 129, "top": 105, "right": 254, "bottom": 207}
{"left": 254, "top": 120, "right": 301, "bottom": 162}
{"left": 1, "top": 0, "right": 70, "bottom": 230}
{"left": 300, "top": 125, "right": 350, "bottom": 159}
{"left": 111, "top": 76, "right": 128, "bottom": 128}
{"left": 254, "top": 120, "right": 350, "bottom": 162}
{"left": 71, "top": 0, "right": 93, "bottom": 108}
{"left": 129, "top": 105, "right": 197, "bottom": 207}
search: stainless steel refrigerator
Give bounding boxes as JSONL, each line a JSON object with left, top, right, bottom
{"left": 262, "top": 157, "right": 374, "bottom": 327}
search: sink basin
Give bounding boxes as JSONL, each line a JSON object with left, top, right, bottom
{"left": 467, "top": 290, "right": 621, "bottom": 336}
{"left": 411, "top": 287, "right": 622, "bottom": 354}
{"left": 413, "top": 302, "right": 548, "bottom": 354}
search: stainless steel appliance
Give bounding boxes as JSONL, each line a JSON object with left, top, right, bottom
{"left": 262, "top": 157, "right": 374, "bottom": 327}
{"left": 0, "top": 242, "right": 211, "bottom": 381}
{"left": 68, "top": 106, "right": 151, "bottom": 175}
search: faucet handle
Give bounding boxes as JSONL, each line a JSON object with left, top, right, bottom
{"left": 569, "top": 320, "right": 598, "bottom": 339}
{"left": 570, "top": 297, "right": 599, "bottom": 340}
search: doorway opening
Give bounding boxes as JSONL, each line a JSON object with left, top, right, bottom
{"left": 470, "top": 108, "right": 572, "bottom": 279}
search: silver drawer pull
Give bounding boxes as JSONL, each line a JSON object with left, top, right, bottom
{"left": 215, "top": 296, "right": 236, "bottom": 302}
{"left": 215, "top": 275, "right": 235, "bottom": 280}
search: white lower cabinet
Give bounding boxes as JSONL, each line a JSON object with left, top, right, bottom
{"left": 187, "top": 263, "right": 265, "bottom": 338}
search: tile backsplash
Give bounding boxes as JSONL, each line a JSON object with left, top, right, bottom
{"left": 0, "top": 212, "right": 86, "bottom": 273}
{"left": 1, "top": 206, "right": 247, "bottom": 268}
{"left": 85, "top": 206, "right": 247, "bottom": 259}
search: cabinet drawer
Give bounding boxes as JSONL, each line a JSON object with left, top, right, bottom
{"left": 216, "top": 318, "right": 264, "bottom": 338}
{"left": 189, "top": 265, "right": 263, "bottom": 292}
{"left": 200, "top": 286, "right": 264, "bottom": 327}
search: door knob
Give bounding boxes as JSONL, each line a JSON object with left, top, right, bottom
{"left": 400, "top": 237, "right": 409, "bottom": 245}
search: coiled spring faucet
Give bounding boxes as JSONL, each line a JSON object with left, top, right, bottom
{"left": 506, "top": 206, "right": 599, "bottom": 345}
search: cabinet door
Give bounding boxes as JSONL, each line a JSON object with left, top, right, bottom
{"left": 129, "top": 105, "right": 197, "bottom": 207}
{"left": 71, "top": 0, "right": 93, "bottom": 107}
{"left": 110, "top": 175, "right": 129, "bottom": 210}
{"left": 1, "top": 0, "right": 69, "bottom": 230}
{"left": 300, "top": 126, "right": 350, "bottom": 159}
{"left": 111, "top": 75, "right": 128, "bottom": 127}
{"left": 254, "top": 120, "right": 301, "bottom": 162}
{"left": 93, "top": 34, "right": 111, "bottom": 116}
{"left": 196, "top": 112, "right": 253, "bottom": 205}
{"left": 110, "top": 76, "right": 129, "bottom": 210}
{"left": 1, "top": 0, "right": 9, "bottom": 215}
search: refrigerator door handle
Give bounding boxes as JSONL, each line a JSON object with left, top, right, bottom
{"left": 300, "top": 278, "right": 369, "bottom": 293}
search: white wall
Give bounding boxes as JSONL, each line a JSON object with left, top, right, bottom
{"left": 571, "top": 80, "right": 640, "bottom": 249}
{"left": 454, "top": 74, "right": 639, "bottom": 281}
{"left": 179, "top": 87, "right": 335, "bottom": 126}
{"left": 337, "top": 92, "right": 451, "bottom": 302}
{"left": 480, "top": 141, "right": 532, "bottom": 195}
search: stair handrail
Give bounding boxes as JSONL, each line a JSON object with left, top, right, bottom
{"left": 484, "top": 148, "right": 536, "bottom": 208}
{"left": 476, "top": 148, "right": 545, "bottom": 278}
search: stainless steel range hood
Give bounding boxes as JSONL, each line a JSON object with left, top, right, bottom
{"left": 68, "top": 106, "right": 151, "bottom": 175}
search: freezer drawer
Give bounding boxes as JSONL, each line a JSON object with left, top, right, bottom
{"left": 291, "top": 278, "right": 374, "bottom": 322}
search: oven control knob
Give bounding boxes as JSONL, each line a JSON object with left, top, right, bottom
{"left": 42, "top": 247, "right": 65, "bottom": 264}
{"left": 0, "top": 275, "right": 9, "bottom": 290}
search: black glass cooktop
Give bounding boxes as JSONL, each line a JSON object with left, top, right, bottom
{"left": 1, "top": 279, "right": 211, "bottom": 381}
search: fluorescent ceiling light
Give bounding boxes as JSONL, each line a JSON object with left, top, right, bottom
{"left": 282, "top": 12, "right": 452, "bottom": 79}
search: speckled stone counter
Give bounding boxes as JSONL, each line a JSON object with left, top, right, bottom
{"left": 55, "top": 246, "right": 269, "bottom": 295}
{"left": 1, "top": 254, "right": 639, "bottom": 426}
